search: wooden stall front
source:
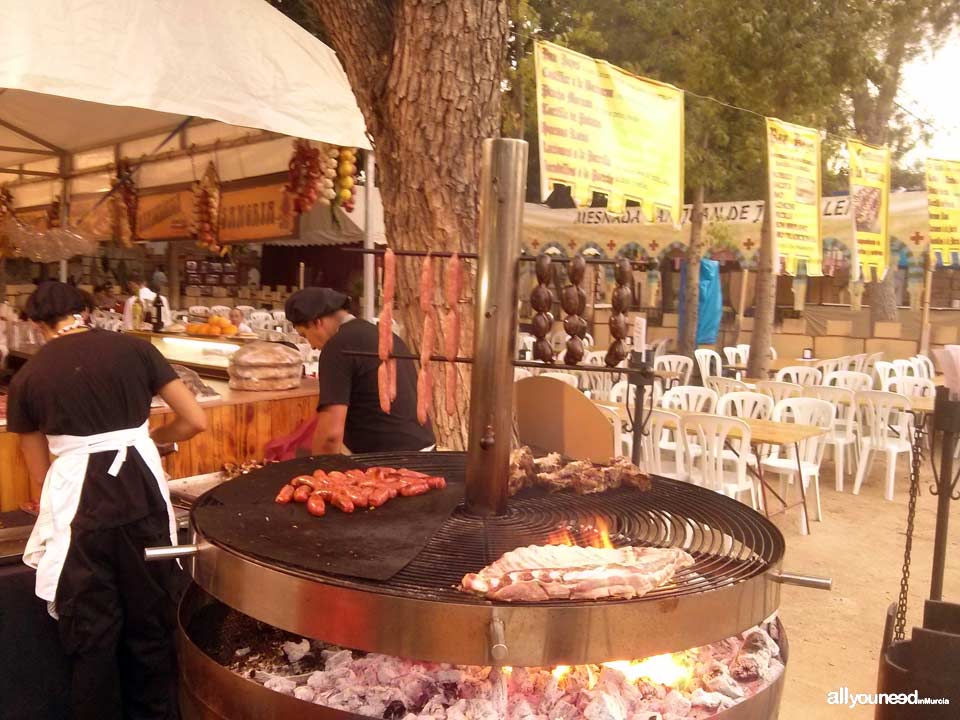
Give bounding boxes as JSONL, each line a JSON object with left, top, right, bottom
{"left": 0, "top": 379, "right": 318, "bottom": 512}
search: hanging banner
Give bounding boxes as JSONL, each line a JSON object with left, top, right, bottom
{"left": 847, "top": 139, "right": 890, "bottom": 280}
{"left": 926, "top": 157, "right": 960, "bottom": 265}
{"left": 765, "top": 117, "right": 823, "bottom": 275}
{"left": 219, "top": 182, "right": 295, "bottom": 243}
{"left": 137, "top": 191, "right": 192, "bottom": 240}
{"left": 533, "top": 40, "right": 684, "bottom": 220}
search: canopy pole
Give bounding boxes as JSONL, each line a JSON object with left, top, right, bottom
{"left": 167, "top": 242, "right": 180, "bottom": 310}
{"left": 58, "top": 154, "right": 70, "bottom": 284}
{"left": 736, "top": 267, "right": 749, "bottom": 343}
{"left": 362, "top": 152, "right": 376, "bottom": 321}
{"left": 920, "top": 250, "right": 933, "bottom": 355}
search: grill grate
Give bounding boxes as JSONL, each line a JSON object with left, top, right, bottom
{"left": 197, "top": 451, "right": 784, "bottom": 606}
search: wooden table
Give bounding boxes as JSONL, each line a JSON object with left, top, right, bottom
{"left": 594, "top": 400, "right": 826, "bottom": 533}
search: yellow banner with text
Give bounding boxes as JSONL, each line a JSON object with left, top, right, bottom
{"left": 847, "top": 139, "right": 890, "bottom": 280}
{"left": 926, "top": 157, "right": 960, "bottom": 264}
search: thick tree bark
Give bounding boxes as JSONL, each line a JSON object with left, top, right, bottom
{"left": 309, "top": 1, "right": 509, "bottom": 449}
{"left": 747, "top": 188, "right": 775, "bottom": 378}
{"left": 678, "top": 185, "right": 704, "bottom": 357}
{"left": 864, "top": 269, "right": 899, "bottom": 323}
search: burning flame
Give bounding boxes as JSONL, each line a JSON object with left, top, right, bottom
{"left": 602, "top": 653, "right": 696, "bottom": 688}
{"left": 551, "top": 665, "right": 571, "bottom": 681}
{"left": 546, "top": 517, "right": 615, "bottom": 549}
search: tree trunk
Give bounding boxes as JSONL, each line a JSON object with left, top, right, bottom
{"left": 308, "top": 1, "right": 509, "bottom": 450}
{"left": 865, "top": 269, "right": 899, "bottom": 323}
{"left": 747, "top": 188, "right": 775, "bottom": 378}
{"left": 678, "top": 185, "right": 704, "bottom": 357}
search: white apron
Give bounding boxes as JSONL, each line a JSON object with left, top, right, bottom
{"left": 22, "top": 421, "right": 177, "bottom": 617}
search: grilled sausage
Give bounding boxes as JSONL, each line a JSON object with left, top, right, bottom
{"left": 312, "top": 469, "right": 329, "bottom": 481}
{"left": 368, "top": 487, "right": 392, "bottom": 508}
{"left": 345, "top": 469, "right": 366, "bottom": 483}
{"left": 396, "top": 469, "right": 428, "bottom": 478}
{"left": 275, "top": 484, "right": 295, "bottom": 504}
{"left": 426, "top": 476, "right": 447, "bottom": 490}
{"left": 399, "top": 482, "right": 430, "bottom": 497}
{"left": 421, "top": 311, "right": 435, "bottom": 368}
{"left": 420, "top": 254, "right": 433, "bottom": 312}
{"left": 383, "top": 248, "right": 396, "bottom": 303}
{"left": 378, "top": 361, "right": 391, "bottom": 414}
{"left": 306, "top": 494, "right": 326, "bottom": 517}
{"left": 417, "top": 366, "right": 431, "bottom": 425}
{"left": 293, "top": 485, "right": 313, "bottom": 503}
{"left": 444, "top": 253, "right": 462, "bottom": 306}
{"left": 378, "top": 301, "right": 393, "bottom": 361}
{"left": 444, "top": 307, "right": 459, "bottom": 415}
{"left": 388, "top": 359, "right": 397, "bottom": 402}
{"left": 330, "top": 491, "right": 355, "bottom": 513}
{"left": 291, "top": 475, "right": 317, "bottom": 489}
{"left": 344, "top": 487, "right": 370, "bottom": 507}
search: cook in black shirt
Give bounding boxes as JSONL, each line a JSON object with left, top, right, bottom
{"left": 286, "top": 287, "right": 435, "bottom": 454}
{"left": 8, "top": 282, "right": 207, "bottom": 720}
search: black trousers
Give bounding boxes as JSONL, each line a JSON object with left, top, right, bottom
{"left": 54, "top": 510, "right": 179, "bottom": 720}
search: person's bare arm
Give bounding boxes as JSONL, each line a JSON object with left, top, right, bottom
{"left": 150, "top": 379, "right": 208, "bottom": 444}
{"left": 19, "top": 432, "right": 50, "bottom": 503}
{"left": 313, "top": 405, "right": 348, "bottom": 454}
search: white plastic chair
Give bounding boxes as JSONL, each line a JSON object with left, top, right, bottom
{"left": 853, "top": 391, "right": 913, "bottom": 501}
{"left": 849, "top": 353, "right": 868, "bottom": 373}
{"left": 722, "top": 346, "right": 744, "bottom": 366}
{"left": 649, "top": 337, "right": 671, "bottom": 360}
{"left": 250, "top": 310, "right": 272, "bottom": 324}
{"left": 815, "top": 358, "right": 843, "bottom": 377}
{"left": 776, "top": 366, "right": 822, "bottom": 386}
{"left": 272, "top": 310, "right": 287, "bottom": 323}
{"left": 803, "top": 385, "right": 858, "bottom": 492}
{"left": 695, "top": 348, "right": 724, "bottom": 382}
{"left": 717, "top": 391, "right": 774, "bottom": 421}
{"left": 893, "top": 358, "right": 917, "bottom": 378}
{"left": 824, "top": 371, "right": 874, "bottom": 392}
{"left": 679, "top": 413, "right": 756, "bottom": 508}
{"left": 596, "top": 404, "right": 627, "bottom": 459}
{"left": 886, "top": 376, "right": 936, "bottom": 398}
{"left": 662, "top": 385, "right": 718, "bottom": 413}
{"left": 514, "top": 368, "right": 533, "bottom": 381}
{"left": 755, "top": 380, "right": 803, "bottom": 405}
{"left": 864, "top": 352, "right": 884, "bottom": 375}
{"left": 209, "top": 304, "right": 231, "bottom": 318}
{"left": 541, "top": 371, "right": 579, "bottom": 390}
{"left": 611, "top": 379, "right": 660, "bottom": 408}
{"left": 642, "top": 409, "right": 684, "bottom": 480}
{"left": 873, "top": 361, "right": 897, "bottom": 390}
{"left": 655, "top": 354, "right": 694, "bottom": 385}
{"left": 583, "top": 333, "right": 595, "bottom": 349}
{"left": 769, "top": 346, "right": 779, "bottom": 360}
{"left": 911, "top": 354, "right": 935, "bottom": 380}
{"left": 235, "top": 305, "right": 256, "bottom": 318}
{"left": 705, "top": 376, "right": 748, "bottom": 397}
{"left": 761, "top": 397, "right": 834, "bottom": 529}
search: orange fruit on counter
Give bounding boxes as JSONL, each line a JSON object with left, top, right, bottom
{"left": 207, "top": 326, "right": 222, "bottom": 335}
{"left": 223, "top": 324, "right": 238, "bottom": 336}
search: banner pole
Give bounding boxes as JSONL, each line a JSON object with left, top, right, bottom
{"left": 920, "top": 250, "right": 933, "bottom": 355}
{"left": 736, "top": 266, "right": 749, "bottom": 343}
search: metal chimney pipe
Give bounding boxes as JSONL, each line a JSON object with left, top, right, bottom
{"left": 465, "top": 138, "right": 528, "bottom": 516}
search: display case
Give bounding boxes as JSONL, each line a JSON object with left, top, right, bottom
{"left": 127, "top": 331, "right": 253, "bottom": 379}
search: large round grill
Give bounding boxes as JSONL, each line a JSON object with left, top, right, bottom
{"left": 188, "top": 451, "right": 785, "bottom": 666}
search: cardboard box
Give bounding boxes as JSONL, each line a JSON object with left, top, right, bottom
{"left": 865, "top": 337, "right": 916, "bottom": 359}
{"left": 780, "top": 318, "right": 807, "bottom": 334}
{"left": 662, "top": 313, "right": 679, "bottom": 328}
{"left": 824, "top": 320, "right": 853, "bottom": 336}
{"left": 772, "top": 334, "right": 814, "bottom": 362}
{"left": 815, "top": 336, "right": 864, "bottom": 360}
{"left": 932, "top": 325, "right": 959, "bottom": 344}
{"left": 740, "top": 317, "right": 755, "bottom": 331}
{"left": 874, "top": 321, "right": 902, "bottom": 338}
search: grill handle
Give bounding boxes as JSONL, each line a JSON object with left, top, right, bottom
{"left": 144, "top": 544, "right": 199, "bottom": 561}
{"left": 490, "top": 618, "right": 508, "bottom": 662}
{"left": 770, "top": 570, "right": 832, "bottom": 591}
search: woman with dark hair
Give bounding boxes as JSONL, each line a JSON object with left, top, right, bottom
{"left": 8, "top": 281, "right": 207, "bottom": 720}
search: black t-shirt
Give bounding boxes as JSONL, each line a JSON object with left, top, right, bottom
{"left": 317, "top": 319, "right": 435, "bottom": 453}
{"left": 8, "top": 329, "right": 177, "bottom": 436}
{"left": 8, "top": 330, "right": 179, "bottom": 528}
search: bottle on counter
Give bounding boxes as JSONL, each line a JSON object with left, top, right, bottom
{"left": 132, "top": 296, "right": 144, "bottom": 329}
{"left": 152, "top": 295, "right": 165, "bottom": 332}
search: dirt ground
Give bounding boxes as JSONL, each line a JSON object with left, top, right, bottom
{"left": 774, "top": 448, "right": 959, "bottom": 719}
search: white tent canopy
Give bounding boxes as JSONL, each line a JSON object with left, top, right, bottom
{"left": 0, "top": 0, "right": 369, "bottom": 171}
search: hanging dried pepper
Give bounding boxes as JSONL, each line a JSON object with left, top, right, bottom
{"left": 285, "top": 139, "right": 332, "bottom": 214}
{"left": 190, "top": 161, "right": 222, "bottom": 253}
{"left": 111, "top": 159, "right": 138, "bottom": 247}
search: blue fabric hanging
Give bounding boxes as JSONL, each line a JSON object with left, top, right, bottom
{"left": 678, "top": 258, "right": 723, "bottom": 345}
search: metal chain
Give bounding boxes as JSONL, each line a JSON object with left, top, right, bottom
{"left": 894, "top": 414, "right": 926, "bottom": 641}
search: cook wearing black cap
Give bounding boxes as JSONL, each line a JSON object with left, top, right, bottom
{"left": 8, "top": 281, "right": 207, "bottom": 719}
{"left": 286, "top": 287, "right": 435, "bottom": 454}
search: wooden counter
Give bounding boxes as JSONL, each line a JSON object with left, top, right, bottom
{"left": 0, "top": 379, "right": 318, "bottom": 511}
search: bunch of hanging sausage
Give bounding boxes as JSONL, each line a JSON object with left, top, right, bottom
{"left": 274, "top": 467, "right": 447, "bottom": 517}
{"left": 377, "top": 249, "right": 463, "bottom": 424}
